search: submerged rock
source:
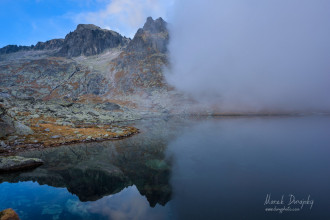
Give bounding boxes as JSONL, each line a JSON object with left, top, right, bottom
{"left": 145, "top": 159, "right": 170, "bottom": 170}
{"left": 0, "top": 208, "right": 20, "bottom": 220}
{"left": 0, "top": 156, "right": 43, "bottom": 172}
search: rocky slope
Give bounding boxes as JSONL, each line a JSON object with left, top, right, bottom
{"left": 0, "top": 17, "right": 172, "bottom": 102}
{"left": 0, "top": 17, "right": 190, "bottom": 153}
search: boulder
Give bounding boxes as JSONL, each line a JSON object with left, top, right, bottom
{"left": 0, "top": 208, "right": 20, "bottom": 220}
{"left": 0, "top": 156, "right": 43, "bottom": 173}
{"left": 0, "top": 105, "right": 34, "bottom": 137}
{"left": 101, "top": 102, "right": 121, "bottom": 111}
{"left": 13, "top": 121, "right": 34, "bottom": 135}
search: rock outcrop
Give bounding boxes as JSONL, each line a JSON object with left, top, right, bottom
{"left": 58, "top": 24, "right": 130, "bottom": 57}
{"left": 126, "top": 17, "right": 169, "bottom": 54}
{"left": 34, "top": 39, "right": 64, "bottom": 50}
{"left": 0, "top": 105, "right": 34, "bottom": 139}
{"left": 109, "top": 17, "right": 169, "bottom": 94}
{"left": 0, "top": 156, "right": 43, "bottom": 172}
{"left": 0, "top": 208, "right": 20, "bottom": 220}
{"left": 0, "top": 45, "right": 32, "bottom": 55}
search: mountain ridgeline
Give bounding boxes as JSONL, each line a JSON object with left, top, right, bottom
{"left": 0, "top": 17, "right": 167, "bottom": 58}
{"left": 0, "top": 17, "right": 173, "bottom": 104}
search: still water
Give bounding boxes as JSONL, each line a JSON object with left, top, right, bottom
{"left": 1, "top": 116, "right": 330, "bottom": 220}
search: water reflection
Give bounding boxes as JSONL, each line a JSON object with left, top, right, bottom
{"left": 0, "top": 118, "right": 182, "bottom": 207}
{"left": 1, "top": 116, "right": 330, "bottom": 220}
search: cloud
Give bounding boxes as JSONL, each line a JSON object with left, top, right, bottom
{"left": 72, "top": 0, "right": 174, "bottom": 37}
{"left": 166, "top": 0, "right": 330, "bottom": 112}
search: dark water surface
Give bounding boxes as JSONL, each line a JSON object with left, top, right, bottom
{"left": 1, "top": 116, "right": 330, "bottom": 220}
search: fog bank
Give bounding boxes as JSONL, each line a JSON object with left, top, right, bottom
{"left": 166, "top": 0, "right": 330, "bottom": 112}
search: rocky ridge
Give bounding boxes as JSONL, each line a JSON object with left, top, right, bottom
{"left": 0, "top": 17, "right": 190, "bottom": 154}
{"left": 0, "top": 24, "right": 128, "bottom": 58}
{"left": 58, "top": 24, "right": 129, "bottom": 57}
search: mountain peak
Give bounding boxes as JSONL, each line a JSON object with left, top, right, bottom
{"left": 143, "top": 17, "right": 167, "bottom": 33}
{"left": 76, "top": 24, "right": 101, "bottom": 31}
{"left": 57, "top": 24, "right": 129, "bottom": 57}
{"left": 125, "top": 16, "right": 169, "bottom": 54}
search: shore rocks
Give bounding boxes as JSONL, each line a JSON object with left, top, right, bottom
{"left": 0, "top": 105, "right": 33, "bottom": 138}
{"left": 0, "top": 208, "right": 20, "bottom": 220}
{"left": 13, "top": 121, "right": 34, "bottom": 135}
{"left": 0, "top": 156, "right": 43, "bottom": 172}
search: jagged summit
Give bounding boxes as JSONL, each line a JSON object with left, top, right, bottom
{"left": 34, "top": 39, "right": 64, "bottom": 50}
{"left": 143, "top": 17, "right": 167, "bottom": 33}
{"left": 0, "top": 17, "right": 167, "bottom": 57}
{"left": 126, "top": 16, "right": 169, "bottom": 53}
{"left": 76, "top": 24, "right": 101, "bottom": 31}
{"left": 58, "top": 24, "right": 129, "bottom": 57}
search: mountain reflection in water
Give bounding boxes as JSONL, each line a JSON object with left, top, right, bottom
{"left": 1, "top": 116, "right": 330, "bottom": 220}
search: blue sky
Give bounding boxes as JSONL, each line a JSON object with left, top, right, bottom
{"left": 0, "top": 0, "right": 173, "bottom": 48}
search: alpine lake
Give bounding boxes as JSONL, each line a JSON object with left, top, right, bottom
{"left": 1, "top": 116, "right": 330, "bottom": 220}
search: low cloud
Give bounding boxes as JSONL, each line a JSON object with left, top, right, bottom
{"left": 166, "top": 0, "right": 330, "bottom": 113}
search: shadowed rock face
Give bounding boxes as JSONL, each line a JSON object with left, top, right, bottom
{"left": 0, "top": 39, "right": 64, "bottom": 55}
{"left": 0, "top": 45, "right": 32, "bottom": 54}
{"left": 34, "top": 39, "right": 64, "bottom": 50}
{"left": 58, "top": 24, "right": 130, "bottom": 57}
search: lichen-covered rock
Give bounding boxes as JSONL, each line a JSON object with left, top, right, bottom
{"left": 0, "top": 156, "right": 43, "bottom": 172}
{"left": 0, "top": 208, "right": 20, "bottom": 220}
{"left": 0, "top": 105, "right": 33, "bottom": 137}
{"left": 13, "top": 121, "right": 34, "bottom": 135}
{"left": 0, "top": 106, "right": 17, "bottom": 138}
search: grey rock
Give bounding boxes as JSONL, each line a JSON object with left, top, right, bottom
{"left": 8, "top": 135, "right": 18, "bottom": 141}
{"left": 0, "top": 44, "right": 32, "bottom": 54}
{"left": 13, "top": 121, "right": 34, "bottom": 135}
{"left": 34, "top": 39, "right": 64, "bottom": 50}
{"left": 0, "top": 156, "right": 43, "bottom": 172}
{"left": 87, "top": 111, "right": 99, "bottom": 117}
{"left": 44, "top": 128, "right": 50, "bottom": 132}
{"left": 51, "top": 135, "right": 61, "bottom": 139}
{"left": 57, "top": 24, "right": 130, "bottom": 57}
{"left": 100, "top": 102, "right": 121, "bottom": 111}
{"left": 126, "top": 17, "right": 168, "bottom": 54}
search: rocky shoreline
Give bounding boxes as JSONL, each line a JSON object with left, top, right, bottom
{"left": 0, "top": 98, "right": 140, "bottom": 155}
